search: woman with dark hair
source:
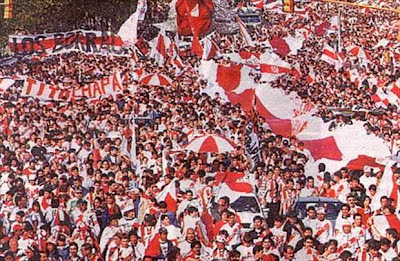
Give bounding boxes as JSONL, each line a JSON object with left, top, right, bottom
{"left": 28, "top": 200, "right": 46, "bottom": 229}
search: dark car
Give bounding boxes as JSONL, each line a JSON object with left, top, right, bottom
{"left": 293, "top": 197, "right": 343, "bottom": 226}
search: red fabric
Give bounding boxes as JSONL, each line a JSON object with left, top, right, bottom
{"left": 165, "top": 192, "right": 177, "bottom": 213}
{"left": 256, "top": 96, "right": 293, "bottom": 137}
{"left": 291, "top": 67, "right": 301, "bottom": 81}
{"left": 346, "top": 155, "right": 385, "bottom": 171}
{"left": 191, "top": 35, "right": 203, "bottom": 57}
{"left": 269, "top": 36, "right": 290, "bottom": 57}
{"left": 315, "top": 21, "right": 331, "bottom": 36}
{"left": 386, "top": 214, "right": 400, "bottom": 231}
{"left": 200, "top": 209, "right": 215, "bottom": 242}
{"left": 392, "top": 84, "right": 400, "bottom": 98}
{"left": 226, "top": 181, "right": 252, "bottom": 193}
{"left": 176, "top": 0, "right": 213, "bottom": 37}
{"left": 144, "top": 234, "right": 161, "bottom": 257}
{"left": 156, "top": 34, "right": 167, "bottom": 57}
{"left": 214, "top": 171, "right": 245, "bottom": 185}
{"left": 216, "top": 63, "right": 243, "bottom": 92}
{"left": 225, "top": 89, "right": 255, "bottom": 113}
{"left": 302, "top": 136, "right": 342, "bottom": 161}
{"left": 199, "top": 136, "right": 218, "bottom": 152}
{"left": 390, "top": 174, "right": 399, "bottom": 211}
{"left": 214, "top": 171, "right": 252, "bottom": 193}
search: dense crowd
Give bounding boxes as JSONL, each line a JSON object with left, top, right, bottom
{"left": 0, "top": 0, "right": 399, "bottom": 260}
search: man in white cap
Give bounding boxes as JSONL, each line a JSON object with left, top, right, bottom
{"left": 336, "top": 220, "right": 359, "bottom": 254}
{"left": 359, "top": 166, "right": 377, "bottom": 190}
{"left": 120, "top": 205, "right": 139, "bottom": 232}
{"left": 212, "top": 235, "right": 229, "bottom": 260}
{"left": 313, "top": 207, "right": 332, "bottom": 244}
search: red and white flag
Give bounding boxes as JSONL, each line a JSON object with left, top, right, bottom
{"left": 372, "top": 214, "right": 400, "bottom": 236}
{"left": 144, "top": 233, "right": 161, "bottom": 257}
{"left": 260, "top": 52, "right": 291, "bottom": 82}
{"left": 390, "top": 78, "right": 400, "bottom": 100}
{"left": 156, "top": 179, "right": 177, "bottom": 213}
{"left": 202, "top": 37, "right": 218, "bottom": 60}
{"left": 347, "top": 45, "right": 370, "bottom": 62}
{"left": 306, "top": 68, "right": 316, "bottom": 84}
{"left": 371, "top": 89, "right": 390, "bottom": 108}
{"left": 371, "top": 162, "right": 400, "bottom": 212}
{"left": 320, "top": 44, "right": 342, "bottom": 71}
{"left": 250, "top": 0, "right": 264, "bottom": 9}
{"left": 150, "top": 30, "right": 170, "bottom": 66}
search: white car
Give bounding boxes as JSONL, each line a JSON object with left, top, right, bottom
{"left": 213, "top": 192, "right": 265, "bottom": 231}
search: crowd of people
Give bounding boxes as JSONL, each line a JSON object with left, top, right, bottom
{"left": 0, "top": 0, "right": 399, "bottom": 260}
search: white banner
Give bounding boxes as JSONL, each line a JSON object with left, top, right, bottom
{"left": 9, "top": 30, "right": 124, "bottom": 56}
{"left": 21, "top": 72, "right": 123, "bottom": 101}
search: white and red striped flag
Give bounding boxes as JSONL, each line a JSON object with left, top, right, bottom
{"left": 320, "top": 44, "right": 342, "bottom": 71}
{"left": 372, "top": 214, "right": 400, "bottom": 235}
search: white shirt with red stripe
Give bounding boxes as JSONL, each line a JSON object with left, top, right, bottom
{"left": 336, "top": 231, "right": 359, "bottom": 254}
{"left": 294, "top": 247, "right": 318, "bottom": 261}
{"left": 332, "top": 180, "right": 350, "bottom": 202}
{"left": 236, "top": 245, "right": 254, "bottom": 260}
{"left": 314, "top": 219, "right": 332, "bottom": 244}
{"left": 219, "top": 222, "right": 242, "bottom": 249}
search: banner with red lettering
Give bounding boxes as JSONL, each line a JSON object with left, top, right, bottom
{"left": 9, "top": 30, "right": 124, "bottom": 56}
{"left": 21, "top": 72, "right": 124, "bottom": 101}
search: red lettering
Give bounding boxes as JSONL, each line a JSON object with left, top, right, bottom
{"left": 92, "top": 81, "right": 102, "bottom": 97}
{"left": 25, "top": 78, "right": 37, "bottom": 95}
{"left": 48, "top": 86, "right": 59, "bottom": 99}
{"left": 58, "top": 89, "right": 70, "bottom": 100}
{"left": 100, "top": 77, "right": 109, "bottom": 94}
{"left": 37, "top": 82, "right": 46, "bottom": 96}
{"left": 112, "top": 74, "right": 122, "bottom": 92}
{"left": 80, "top": 84, "right": 92, "bottom": 98}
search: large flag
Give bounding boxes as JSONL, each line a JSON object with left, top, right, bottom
{"left": 117, "top": 0, "right": 148, "bottom": 46}
{"left": 260, "top": 51, "right": 291, "bottom": 82}
{"left": 176, "top": 0, "right": 213, "bottom": 37}
{"left": 156, "top": 180, "right": 177, "bottom": 213}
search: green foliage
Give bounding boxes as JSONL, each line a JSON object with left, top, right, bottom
{"left": 0, "top": 0, "right": 138, "bottom": 56}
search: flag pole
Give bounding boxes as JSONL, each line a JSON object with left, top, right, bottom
{"left": 129, "top": 112, "right": 137, "bottom": 168}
